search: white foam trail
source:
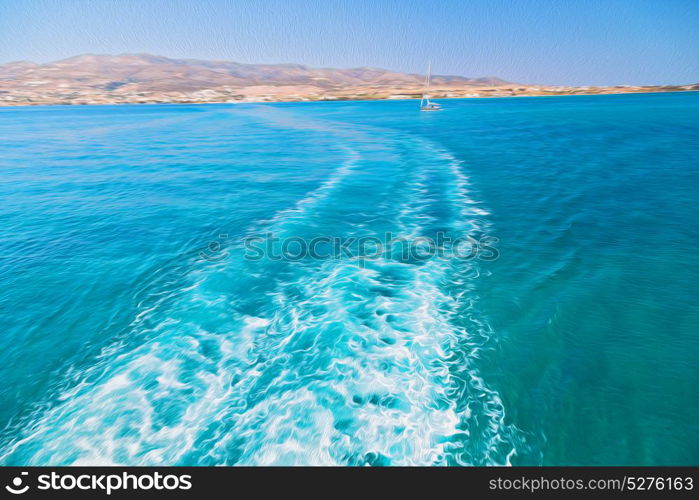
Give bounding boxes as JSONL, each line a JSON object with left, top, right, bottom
{"left": 0, "top": 113, "right": 524, "bottom": 466}
{"left": 194, "top": 136, "right": 520, "bottom": 466}
{"left": 202, "top": 164, "right": 464, "bottom": 464}
{"left": 252, "top": 145, "right": 360, "bottom": 231}
{"left": 0, "top": 115, "right": 368, "bottom": 466}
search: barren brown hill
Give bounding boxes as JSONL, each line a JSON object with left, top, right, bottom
{"left": 1, "top": 53, "right": 695, "bottom": 105}
{"left": 0, "top": 53, "right": 510, "bottom": 104}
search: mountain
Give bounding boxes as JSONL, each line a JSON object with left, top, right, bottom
{"left": 3, "top": 53, "right": 692, "bottom": 105}
{"left": 0, "top": 53, "right": 511, "bottom": 104}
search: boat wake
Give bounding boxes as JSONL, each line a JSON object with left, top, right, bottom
{"left": 0, "top": 107, "right": 528, "bottom": 466}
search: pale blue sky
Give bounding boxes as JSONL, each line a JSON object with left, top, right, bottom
{"left": 1, "top": 0, "right": 697, "bottom": 85}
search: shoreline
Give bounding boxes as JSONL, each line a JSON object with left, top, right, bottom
{"left": 0, "top": 88, "right": 696, "bottom": 108}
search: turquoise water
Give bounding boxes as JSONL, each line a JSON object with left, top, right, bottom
{"left": 0, "top": 93, "right": 697, "bottom": 465}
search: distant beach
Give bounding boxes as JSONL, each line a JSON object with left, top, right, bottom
{"left": 1, "top": 54, "right": 696, "bottom": 106}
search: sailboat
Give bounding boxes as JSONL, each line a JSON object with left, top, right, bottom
{"left": 420, "top": 62, "right": 442, "bottom": 111}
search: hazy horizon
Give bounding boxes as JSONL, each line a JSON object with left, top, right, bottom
{"left": 1, "top": 0, "right": 698, "bottom": 86}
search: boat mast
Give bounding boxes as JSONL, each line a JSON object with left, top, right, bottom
{"left": 420, "top": 61, "right": 442, "bottom": 111}
{"left": 426, "top": 61, "right": 432, "bottom": 91}
{"left": 422, "top": 61, "right": 431, "bottom": 106}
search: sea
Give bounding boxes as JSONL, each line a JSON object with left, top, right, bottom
{"left": 0, "top": 92, "right": 697, "bottom": 465}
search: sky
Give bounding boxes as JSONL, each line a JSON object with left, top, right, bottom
{"left": 0, "top": 0, "right": 697, "bottom": 86}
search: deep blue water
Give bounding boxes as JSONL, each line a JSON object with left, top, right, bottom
{"left": 0, "top": 93, "right": 697, "bottom": 465}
